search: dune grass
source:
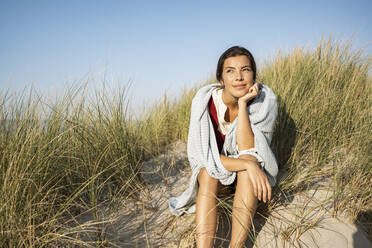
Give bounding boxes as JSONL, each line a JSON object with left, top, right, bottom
{"left": 0, "top": 36, "right": 371, "bottom": 247}
{"left": 0, "top": 83, "right": 147, "bottom": 246}
{"left": 264, "top": 36, "right": 371, "bottom": 223}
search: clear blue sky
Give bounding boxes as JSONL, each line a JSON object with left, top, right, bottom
{"left": 1, "top": 0, "right": 371, "bottom": 109}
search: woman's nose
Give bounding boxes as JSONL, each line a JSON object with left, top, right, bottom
{"left": 236, "top": 71, "right": 243, "bottom": 80}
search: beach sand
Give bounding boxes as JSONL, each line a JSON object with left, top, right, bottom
{"left": 71, "top": 140, "right": 371, "bottom": 247}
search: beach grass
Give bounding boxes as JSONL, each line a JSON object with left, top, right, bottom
{"left": 0, "top": 36, "right": 371, "bottom": 247}
{"left": 264, "top": 36, "right": 371, "bottom": 222}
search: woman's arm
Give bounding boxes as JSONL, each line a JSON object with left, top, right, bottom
{"left": 236, "top": 99, "right": 258, "bottom": 162}
{"left": 218, "top": 87, "right": 260, "bottom": 172}
{"left": 236, "top": 83, "right": 259, "bottom": 162}
{"left": 219, "top": 154, "right": 257, "bottom": 172}
{"left": 224, "top": 83, "right": 272, "bottom": 202}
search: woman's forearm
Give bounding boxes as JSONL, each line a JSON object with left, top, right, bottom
{"left": 220, "top": 154, "right": 257, "bottom": 172}
{"left": 236, "top": 101, "right": 255, "bottom": 150}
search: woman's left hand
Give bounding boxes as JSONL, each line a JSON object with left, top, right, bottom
{"left": 238, "top": 82, "right": 259, "bottom": 105}
{"left": 242, "top": 158, "right": 272, "bottom": 203}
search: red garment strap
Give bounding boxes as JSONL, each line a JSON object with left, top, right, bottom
{"left": 208, "top": 96, "right": 225, "bottom": 153}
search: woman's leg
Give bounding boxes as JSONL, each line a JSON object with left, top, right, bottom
{"left": 230, "top": 170, "right": 258, "bottom": 248}
{"left": 196, "top": 167, "right": 219, "bottom": 248}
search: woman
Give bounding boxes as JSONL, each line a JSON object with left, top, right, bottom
{"left": 169, "top": 46, "right": 278, "bottom": 248}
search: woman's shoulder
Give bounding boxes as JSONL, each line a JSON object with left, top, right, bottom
{"left": 193, "top": 83, "right": 221, "bottom": 102}
{"left": 189, "top": 83, "right": 221, "bottom": 117}
{"left": 196, "top": 83, "right": 221, "bottom": 93}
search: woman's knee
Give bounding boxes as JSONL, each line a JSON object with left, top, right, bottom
{"left": 236, "top": 170, "right": 251, "bottom": 183}
{"left": 236, "top": 170, "right": 255, "bottom": 196}
{"left": 234, "top": 171, "right": 258, "bottom": 212}
{"left": 197, "top": 168, "right": 218, "bottom": 191}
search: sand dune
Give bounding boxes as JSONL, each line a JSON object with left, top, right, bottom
{"left": 72, "top": 140, "right": 371, "bottom": 247}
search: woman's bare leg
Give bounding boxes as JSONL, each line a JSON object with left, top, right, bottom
{"left": 196, "top": 168, "right": 219, "bottom": 248}
{"left": 230, "top": 170, "right": 258, "bottom": 248}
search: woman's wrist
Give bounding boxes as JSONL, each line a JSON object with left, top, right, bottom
{"left": 243, "top": 159, "right": 259, "bottom": 170}
{"left": 238, "top": 99, "right": 248, "bottom": 108}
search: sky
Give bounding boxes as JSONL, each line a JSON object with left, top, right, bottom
{"left": 1, "top": 0, "right": 371, "bottom": 110}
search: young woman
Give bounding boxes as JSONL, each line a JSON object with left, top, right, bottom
{"left": 169, "top": 46, "right": 278, "bottom": 248}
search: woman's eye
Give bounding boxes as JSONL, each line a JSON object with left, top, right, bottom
{"left": 243, "top": 68, "right": 251, "bottom": 71}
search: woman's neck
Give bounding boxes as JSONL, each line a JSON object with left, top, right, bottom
{"left": 222, "top": 89, "right": 239, "bottom": 111}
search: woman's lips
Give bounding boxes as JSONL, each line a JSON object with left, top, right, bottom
{"left": 233, "top": 84, "right": 246, "bottom": 89}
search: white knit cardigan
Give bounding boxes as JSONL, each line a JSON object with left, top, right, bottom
{"left": 169, "top": 83, "right": 278, "bottom": 216}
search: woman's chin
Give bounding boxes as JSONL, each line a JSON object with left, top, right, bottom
{"left": 224, "top": 87, "right": 249, "bottom": 101}
{"left": 232, "top": 89, "right": 249, "bottom": 98}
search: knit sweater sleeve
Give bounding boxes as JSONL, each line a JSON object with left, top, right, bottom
{"left": 246, "top": 84, "right": 278, "bottom": 186}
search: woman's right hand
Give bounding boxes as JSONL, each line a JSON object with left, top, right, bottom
{"left": 238, "top": 82, "right": 260, "bottom": 105}
{"left": 243, "top": 159, "right": 272, "bottom": 203}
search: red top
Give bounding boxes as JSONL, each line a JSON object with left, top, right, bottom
{"left": 208, "top": 96, "right": 225, "bottom": 153}
{"left": 209, "top": 96, "right": 238, "bottom": 192}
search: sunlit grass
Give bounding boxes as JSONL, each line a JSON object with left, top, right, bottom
{"left": 264, "top": 36, "right": 371, "bottom": 222}
{"left": 0, "top": 83, "right": 147, "bottom": 246}
{"left": 230, "top": 36, "right": 371, "bottom": 244}
{"left": 170, "top": 36, "right": 372, "bottom": 246}
{"left": 0, "top": 36, "right": 371, "bottom": 246}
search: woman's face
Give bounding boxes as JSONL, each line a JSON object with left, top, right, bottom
{"left": 220, "top": 55, "right": 254, "bottom": 100}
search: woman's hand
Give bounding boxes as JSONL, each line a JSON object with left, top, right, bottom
{"left": 238, "top": 82, "right": 260, "bottom": 105}
{"left": 242, "top": 157, "right": 272, "bottom": 203}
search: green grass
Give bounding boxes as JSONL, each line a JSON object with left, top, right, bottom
{"left": 0, "top": 36, "right": 371, "bottom": 247}
{"left": 0, "top": 84, "right": 146, "bottom": 246}
{"left": 263, "top": 37, "right": 372, "bottom": 221}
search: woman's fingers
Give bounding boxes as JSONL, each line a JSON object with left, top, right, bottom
{"left": 251, "top": 83, "right": 258, "bottom": 91}
{"left": 249, "top": 84, "right": 257, "bottom": 94}
{"left": 247, "top": 166, "right": 271, "bottom": 203}
{"left": 250, "top": 83, "right": 259, "bottom": 98}
{"left": 267, "top": 180, "right": 272, "bottom": 201}
{"left": 257, "top": 177, "right": 272, "bottom": 203}
{"left": 253, "top": 83, "right": 259, "bottom": 97}
{"left": 253, "top": 181, "right": 258, "bottom": 198}
{"left": 262, "top": 180, "right": 267, "bottom": 203}
{"left": 256, "top": 181, "right": 262, "bottom": 201}
{"left": 239, "top": 83, "right": 259, "bottom": 103}
{"left": 261, "top": 177, "right": 272, "bottom": 203}
{"left": 249, "top": 174, "right": 258, "bottom": 198}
